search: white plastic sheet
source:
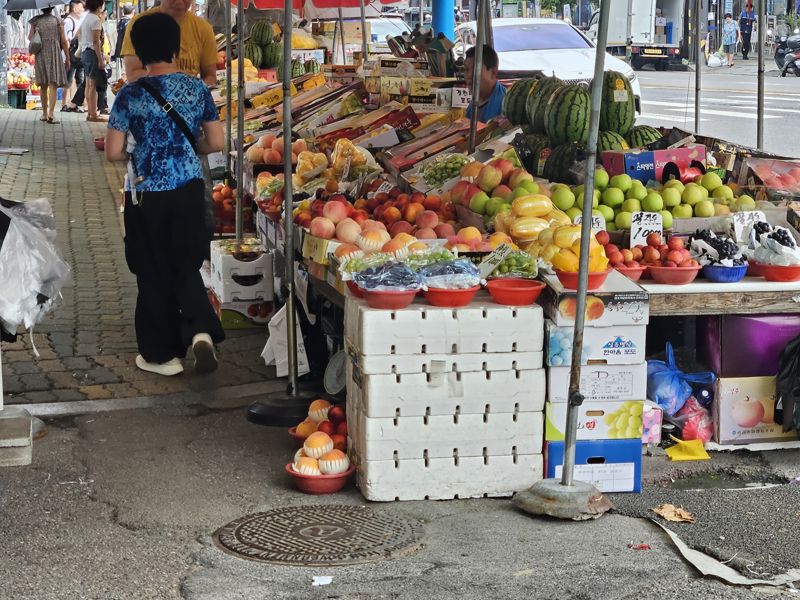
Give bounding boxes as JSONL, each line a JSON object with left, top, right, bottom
{"left": 260, "top": 304, "right": 310, "bottom": 378}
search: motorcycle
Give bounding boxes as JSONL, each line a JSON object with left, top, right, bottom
{"left": 774, "top": 31, "right": 800, "bottom": 73}
{"left": 782, "top": 49, "right": 800, "bottom": 77}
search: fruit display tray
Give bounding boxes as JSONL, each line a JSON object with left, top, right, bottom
{"left": 346, "top": 362, "right": 545, "bottom": 418}
{"left": 344, "top": 294, "right": 544, "bottom": 356}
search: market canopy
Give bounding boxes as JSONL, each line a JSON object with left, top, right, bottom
{"left": 230, "top": 0, "right": 404, "bottom": 17}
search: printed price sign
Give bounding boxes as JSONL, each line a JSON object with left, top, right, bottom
{"left": 478, "top": 243, "right": 514, "bottom": 279}
{"left": 731, "top": 210, "right": 766, "bottom": 243}
{"left": 573, "top": 214, "right": 606, "bottom": 232}
{"left": 629, "top": 212, "right": 663, "bottom": 248}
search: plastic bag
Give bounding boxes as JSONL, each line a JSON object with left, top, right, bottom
{"left": 647, "top": 343, "right": 716, "bottom": 416}
{"left": 419, "top": 259, "right": 481, "bottom": 289}
{"left": 672, "top": 396, "right": 714, "bottom": 443}
{"left": 776, "top": 333, "right": 800, "bottom": 434}
{"left": 353, "top": 262, "right": 421, "bottom": 292}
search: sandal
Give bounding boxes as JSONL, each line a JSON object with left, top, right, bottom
{"left": 39, "top": 116, "right": 48, "bottom": 122}
{"left": 86, "top": 115, "right": 108, "bottom": 122}
{"left": 47, "top": 117, "right": 60, "bottom": 124}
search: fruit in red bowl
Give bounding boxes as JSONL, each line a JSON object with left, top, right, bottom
{"left": 285, "top": 463, "right": 355, "bottom": 495}
{"left": 554, "top": 269, "right": 611, "bottom": 291}
{"left": 648, "top": 264, "right": 701, "bottom": 285}
{"left": 613, "top": 263, "right": 647, "bottom": 282}
{"left": 486, "top": 278, "right": 545, "bottom": 305}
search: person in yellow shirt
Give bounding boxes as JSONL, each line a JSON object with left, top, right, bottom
{"left": 120, "top": 0, "right": 217, "bottom": 85}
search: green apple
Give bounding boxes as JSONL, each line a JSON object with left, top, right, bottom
{"left": 566, "top": 207, "right": 582, "bottom": 222}
{"left": 621, "top": 198, "right": 642, "bottom": 213}
{"left": 578, "top": 189, "right": 601, "bottom": 209}
{"left": 469, "top": 191, "right": 490, "bottom": 214}
{"left": 512, "top": 187, "right": 529, "bottom": 200}
{"left": 609, "top": 174, "right": 633, "bottom": 193}
{"left": 682, "top": 183, "right": 705, "bottom": 206}
{"left": 712, "top": 185, "right": 734, "bottom": 201}
{"left": 701, "top": 172, "right": 723, "bottom": 192}
{"left": 606, "top": 221, "right": 618, "bottom": 232}
{"left": 520, "top": 180, "right": 539, "bottom": 194}
{"left": 615, "top": 211, "right": 633, "bottom": 229}
{"left": 596, "top": 204, "right": 615, "bottom": 223}
{"left": 626, "top": 184, "right": 648, "bottom": 201}
{"left": 663, "top": 179, "right": 685, "bottom": 194}
{"left": 551, "top": 187, "right": 576, "bottom": 211}
{"left": 659, "top": 210, "right": 673, "bottom": 229}
{"left": 594, "top": 168, "right": 610, "bottom": 191}
{"left": 485, "top": 198, "right": 505, "bottom": 217}
{"left": 735, "top": 194, "right": 756, "bottom": 211}
{"left": 642, "top": 192, "right": 664, "bottom": 212}
{"left": 694, "top": 199, "right": 715, "bottom": 218}
{"left": 661, "top": 187, "right": 682, "bottom": 208}
{"left": 672, "top": 204, "right": 694, "bottom": 219}
{"left": 601, "top": 187, "right": 625, "bottom": 209}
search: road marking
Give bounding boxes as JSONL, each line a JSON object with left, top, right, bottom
{"left": 637, "top": 113, "right": 709, "bottom": 122}
{"left": 643, "top": 101, "right": 782, "bottom": 118}
{"left": 640, "top": 85, "right": 800, "bottom": 97}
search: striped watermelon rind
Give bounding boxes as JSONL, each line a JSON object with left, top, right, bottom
{"left": 250, "top": 20, "right": 274, "bottom": 46}
{"left": 243, "top": 42, "right": 263, "bottom": 70}
{"left": 626, "top": 125, "right": 662, "bottom": 148}
{"left": 599, "top": 71, "right": 635, "bottom": 136}
{"left": 522, "top": 133, "right": 552, "bottom": 177}
{"left": 263, "top": 43, "right": 282, "bottom": 69}
{"left": 502, "top": 77, "right": 538, "bottom": 126}
{"left": 598, "top": 131, "right": 630, "bottom": 154}
{"left": 526, "top": 76, "right": 563, "bottom": 134}
{"left": 544, "top": 85, "right": 591, "bottom": 146}
{"left": 544, "top": 142, "right": 582, "bottom": 184}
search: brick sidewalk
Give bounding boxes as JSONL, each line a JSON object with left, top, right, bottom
{"left": 0, "top": 109, "right": 273, "bottom": 404}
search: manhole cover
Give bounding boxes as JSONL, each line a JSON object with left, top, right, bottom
{"left": 213, "top": 505, "right": 424, "bottom": 566}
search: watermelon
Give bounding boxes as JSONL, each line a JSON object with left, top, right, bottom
{"left": 523, "top": 133, "right": 552, "bottom": 177}
{"left": 543, "top": 143, "right": 582, "bottom": 184}
{"left": 544, "top": 85, "right": 591, "bottom": 146}
{"left": 626, "top": 125, "right": 662, "bottom": 148}
{"left": 525, "top": 76, "right": 563, "bottom": 134}
{"left": 243, "top": 42, "right": 263, "bottom": 70}
{"left": 250, "top": 20, "right": 274, "bottom": 46}
{"left": 597, "top": 131, "right": 629, "bottom": 154}
{"left": 304, "top": 59, "right": 321, "bottom": 74}
{"left": 598, "top": 71, "right": 636, "bottom": 136}
{"left": 502, "top": 77, "right": 538, "bottom": 125}
{"left": 262, "top": 43, "right": 282, "bottom": 69}
{"left": 291, "top": 58, "right": 305, "bottom": 79}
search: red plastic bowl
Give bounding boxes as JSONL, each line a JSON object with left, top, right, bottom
{"left": 346, "top": 280, "right": 363, "bottom": 298}
{"left": 614, "top": 264, "right": 648, "bottom": 282}
{"left": 287, "top": 426, "right": 305, "bottom": 448}
{"left": 360, "top": 288, "right": 417, "bottom": 309}
{"left": 285, "top": 462, "right": 355, "bottom": 495}
{"left": 554, "top": 269, "right": 611, "bottom": 291}
{"left": 486, "top": 278, "right": 545, "bottom": 305}
{"left": 648, "top": 265, "right": 702, "bottom": 285}
{"left": 424, "top": 285, "right": 480, "bottom": 307}
{"left": 752, "top": 261, "right": 800, "bottom": 282}
{"left": 747, "top": 262, "right": 765, "bottom": 278}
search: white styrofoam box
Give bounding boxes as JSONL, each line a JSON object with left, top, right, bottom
{"left": 352, "top": 451, "right": 543, "bottom": 501}
{"left": 347, "top": 362, "right": 545, "bottom": 418}
{"left": 345, "top": 294, "right": 544, "bottom": 356}
{"left": 347, "top": 343, "right": 544, "bottom": 375}
{"left": 210, "top": 240, "right": 274, "bottom": 302}
{"left": 547, "top": 363, "right": 647, "bottom": 403}
{"left": 546, "top": 319, "right": 647, "bottom": 366}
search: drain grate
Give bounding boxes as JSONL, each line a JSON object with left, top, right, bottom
{"left": 213, "top": 505, "right": 424, "bottom": 566}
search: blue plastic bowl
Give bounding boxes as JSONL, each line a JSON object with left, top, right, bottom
{"left": 702, "top": 263, "right": 748, "bottom": 283}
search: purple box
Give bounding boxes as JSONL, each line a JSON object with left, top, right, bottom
{"left": 698, "top": 315, "right": 800, "bottom": 377}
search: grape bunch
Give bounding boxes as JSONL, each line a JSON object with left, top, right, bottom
{"left": 690, "top": 229, "right": 714, "bottom": 244}
{"left": 493, "top": 252, "right": 537, "bottom": 278}
{"left": 421, "top": 154, "right": 470, "bottom": 187}
{"left": 690, "top": 229, "right": 746, "bottom": 265}
{"left": 548, "top": 328, "right": 588, "bottom": 366}
{"left": 604, "top": 401, "right": 644, "bottom": 439}
{"left": 769, "top": 228, "right": 796, "bottom": 248}
{"left": 753, "top": 221, "right": 772, "bottom": 237}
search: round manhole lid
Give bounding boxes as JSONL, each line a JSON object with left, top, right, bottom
{"left": 213, "top": 505, "right": 424, "bottom": 566}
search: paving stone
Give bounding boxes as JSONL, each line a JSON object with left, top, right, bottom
{"left": 52, "top": 389, "right": 87, "bottom": 402}
{"left": 47, "top": 371, "right": 80, "bottom": 388}
{"left": 78, "top": 385, "right": 113, "bottom": 400}
{"left": 10, "top": 362, "right": 43, "bottom": 375}
{"left": 61, "top": 357, "right": 95, "bottom": 370}
{"left": 18, "top": 374, "right": 52, "bottom": 392}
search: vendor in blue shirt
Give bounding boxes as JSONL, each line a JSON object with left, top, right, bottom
{"left": 465, "top": 44, "right": 507, "bottom": 123}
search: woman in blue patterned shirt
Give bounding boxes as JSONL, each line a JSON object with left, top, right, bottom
{"left": 105, "top": 12, "right": 225, "bottom": 377}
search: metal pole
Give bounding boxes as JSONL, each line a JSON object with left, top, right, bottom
{"left": 694, "top": 0, "right": 702, "bottom": 133}
{"left": 225, "top": 0, "right": 233, "bottom": 186}
{"left": 560, "top": 0, "right": 610, "bottom": 488}
{"left": 757, "top": 0, "right": 766, "bottom": 149}
{"left": 468, "top": 0, "right": 484, "bottom": 153}
{"left": 420, "top": 0, "right": 425, "bottom": 29}
{"left": 0, "top": 10, "right": 8, "bottom": 108}
{"left": 483, "top": 0, "right": 493, "bottom": 48}
{"left": 338, "top": 8, "right": 346, "bottom": 64}
{"left": 283, "top": 0, "right": 298, "bottom": 396}
{"left": 235, "top": 0, "right": 245, "bottom": 243}
{"left": 625, "top": 0, "right": 633, "bottom": 63}
{"left": 359, "top": 0, "right": 368, "bottom": 65}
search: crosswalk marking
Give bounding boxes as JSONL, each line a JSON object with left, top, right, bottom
{"left": 638, "top": 113, "right": 709, "bottom": 122}
{"left": 642, "top": 100, "right": 782, "bottom": 118}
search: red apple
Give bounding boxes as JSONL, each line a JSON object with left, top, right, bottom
{"left": 317, "top": 420, "right": 336, "bottom": 435}
{"left": 732, "top": 397, "right": 765, "bottom": 428}
{"left": 327, "top": 406, "right": 346, "bottom": 425}
{"left": 605, "top": 243, "right": 620, "bottom": 257}
{"left": 662, "top": 260, "right": 678, "bottom": 268}
{"left": 623, "top": 260, "right": 640, "bottom": 268}
{"left": 643, "top": 247, "right": 660, "bottom": 263}
{"left": 331, "top": 433, "right": 347, "bottom": 452}
{"left": 595, "top": 230, "right": 610, "bottom": 246}
{"left": 647, "top": 232, "right": 663, "bottom": 248}
{"left": 667, "top": 237, "right": 684, "bottom": 251}
{"left": 666, "top": 250, "right": 684, "bottom": 264}
{"left": 336, "top": 421, "right": 347, "bottom": 436}
{"left": 621, "top": 249, "right": 634, "bottom": 262}
{"left": 608, "top": 251, "right": 624, "bottom": 266}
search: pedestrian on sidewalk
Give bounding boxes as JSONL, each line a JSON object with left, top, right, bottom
{"left": 104, "top": 11, "right": 225, "bottom": 377}
{"left": 113, "top": 4, "right": 134, "bottom": 63}
{"left": 28, "top": 7, "right": 70, "bottom": 124}
{"left": 739, "top": 2, "right": 756, "bottom": 60}
{"left": 79, "top": 0, "right": 106, "bottom": 121}
{"left": 61, "top": 0, "right": 85, "bottom": 112}
{"left": 723, "top": 13, "right": 742, "bottom": 67}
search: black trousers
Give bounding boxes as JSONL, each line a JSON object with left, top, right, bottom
{"left": 123, "top": 179, "right": 224, "bottom": 364}
{"left": 742, "top": 31, "right": 752, "bottom": 58}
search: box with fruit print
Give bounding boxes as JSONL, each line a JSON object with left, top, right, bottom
{"left": 713, "top": 377, "right": 799, "bottom": 445}
{"left": 540, "top": 269, "right": 649, "bottom": 328}
{"left": 545, "top": 400, "right": 644, "bottom": 442}
{"left": 546, "top": 320, "right": 647, "bottom": 367}
{"left": 210, "top": 239, "right": 273, "bottom": 303}
{"left": 208, "top": 290, "right": 272, "bottom": 330}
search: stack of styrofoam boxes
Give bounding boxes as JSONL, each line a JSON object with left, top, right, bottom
{"left": 209, "top": 238, "right": 274, "bottom": 329}
{"left": 539, "top": 270, "right": 650, "bottom": 493}
{"left": 345, "top": 295, "right": 546, "bottom": 501}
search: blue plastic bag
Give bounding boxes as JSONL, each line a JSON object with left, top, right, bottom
{"left": 647, "top": 343, "right": 716, "bottom": 416}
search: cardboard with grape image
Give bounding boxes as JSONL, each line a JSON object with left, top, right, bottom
{"left": 545, "top": 400, "right": 645, "bottom": 442}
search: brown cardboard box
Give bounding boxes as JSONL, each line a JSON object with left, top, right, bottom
{"left": 714, "top": 377, "right": 799, "bottom": 444}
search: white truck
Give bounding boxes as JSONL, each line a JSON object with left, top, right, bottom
{"left": 586, "top": 0, "right": 684, "bottom": 70}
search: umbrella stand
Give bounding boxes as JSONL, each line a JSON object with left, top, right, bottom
{"left": 247, "top": 0, "right": 317, "bottom": 427}
{"left": 224, "top": 0, "right": 233, "bottom": 187}
{"left": 466, "top": 0, "right": 484, "bottom": 153}
{"left": 513, "top": 0, "right": 613, "bottom": 521}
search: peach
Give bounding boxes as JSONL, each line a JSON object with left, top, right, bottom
{"left": 454, "top": 243, "right": 471, "bottom": 252}
{"left": 423, "top": 195, "right": 442, "bottom": 211}
{"left": 382, "top": 206, "right": 402, "bottom": 225}
{"left": 388, "top": 187, "right": 402, "bottom": 199}
{"left": 334, "top": 243, "right": 362, "bottom": 260}
{"left": 263, "top": 149, "right": 282, "bottom": 165}
{"left": 381, "top": 239, "right": 409, "bottom": 258}
{"left": 292, "top": 139, "right": 308, "bottom": 155}
{"left": 357, "top": 230, "right": 387, "bottom": 252}
{"left": 489, "top": 157, "right": 514, "bottom": 182}
{"left": 407, "top": 241, "right": 429, "bottom": 253}
{"left": 631, "top": 247, "right": 644, "bottom": 262}
{"left": 310, "top": 216, "right": 335, "bottom": 240}
{"left": 291, "top": 152, "right": 298, "bottom": 165}
{"left": 415, "top": 210, "right": 439, "bottom": 230}
{"left": 415, "top": 227, "right": 437, "bottom": 240}
{"left": 608, "top": 251, "right": 624, "bottom": 266}
{"left": 353, "top": 198, "right": 367, "bottom": 210}
{"left": 335, "top": 218, "right": 361, "bottom": 244}
{"left": 410, "top": 192, "right": 426, "bottom": 205}
{"left": 404, "top": 202, "right": 425, "bottom": 224}
{"left": 271, "top": 137, "right": 285, "bottom": 154}
{"left": 258, "top": 133, "right": 277, "bottom": 149}
{"left": 457, "top": 226, "right": 482, "bottom": 244}
{"left": 434, "top": 223, "right": 456, "bottom": 239}
{"left": 605, "top": 243, "right": 620, "bottom": 256}
{"left": 361, "top": 219, "right": 386, "bottom": 232}
{"left": 394, "top": 232, "right": 416, "bottom": 246}
{"left": 351, "top": 209, "right": 369, "bottom": 225}
{"left": 643, "top": 247, "right": 660, "bottom": 263}
{"left": 322, "top": 200, "right": 350, "bottom": 224}
{"left": 621, "top": 249, "right": 634, "bottom": 263}
{"left": 390, "top": 221, "right": 414, "bottom": 237}
{"left": 666, "top": 250, "right": 684, "bottom": 264}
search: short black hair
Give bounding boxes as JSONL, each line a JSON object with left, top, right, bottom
{"left": 41, "top": 6, "right": 53, "bottom": 13}
{"left": 68, "top": 0, "right": 84, "bottom": 9}
{"left": 85, "top": 0, "right": 103, "bottom": 11}
{"left": 465, "top": 44, "right": 499, "bottom": 71}
{"left": 123, "top": 4, "right": 134, "bottom": 15}
{"left": 130, "top": 12, "right": 180, "bottom": 66}
{"left": 725, "top": 12, "right": 732, "bottom": 18}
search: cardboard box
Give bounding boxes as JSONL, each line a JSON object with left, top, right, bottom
{"left": 545, "top": 439, "right": 642, "bottom": 493}
{"left": 301, "top": 233, "right": 341, "bottom": 265}
{"left": 208, "top": 290, "right": 271, "bottom": 330}
{"left": 714, "top": 377, "right": 799, "bottom": 445}
{"left": 540, "top": 270, "right": 649, "bottom": 328}
{"left": 698, "top": 314, "right": 800, "bottom": 378}
{"left": 547, "top": 363, "right": 647, "bottom": 404}
{"left": 374, "top": 56, "right": 430, "bottom": 76}
{"left": 653, "top": 34, "right": 667, "bottom": 45}
{"left": 602, "top": 145, "right": 707, "bottom": 183}
{"left": 546, "top": 320, "right": 647, "bottom": 366}
{"left": 655, "top": 17, "right": 667, "bottom": 26}
{"left": 545, "top": 400, "right": 644, "bottom": 441}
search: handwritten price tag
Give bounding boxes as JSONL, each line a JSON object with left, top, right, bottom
{"left": 478, "top": 244, "right": 514, "bottom": 279}
{"left": 452, "top": 87, "right": 472, "bottom": 108}
{"left": 630, "top": 212, "right": 663, "bottom": 248}
{"left": 731, "top": 210, "right": 766, "bottom": 243}
{"left": 573, "top": 214, "right": 607, "bottom": 231}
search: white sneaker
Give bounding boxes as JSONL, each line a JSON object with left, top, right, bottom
{"left": 135, "top": 355, "right": 184, "bottom": 376}
{"left": 192, "top": 333, "right": 218, "bottom": 374}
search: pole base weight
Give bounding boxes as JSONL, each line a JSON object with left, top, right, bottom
{"left": 246, "top": 389, "right": 320, "bottom": 428}
{"left": 512, "top": 479, "right": 612, "bottom": 521}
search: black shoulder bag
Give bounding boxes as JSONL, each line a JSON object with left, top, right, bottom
{"left": 137, "top": 79, "right": 198, "bottom": 154}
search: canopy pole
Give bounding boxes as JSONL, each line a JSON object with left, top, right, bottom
{"left": 694, "top": 0, "right": 701, "bottom": 134}
{"left": 757, "top": 0, "right": 766, "bottom": 149}
{"left": 467, "top": 0, "right": 484, "bottom": 153}
{"left": 338, "top": 8, "right": 346, "bottom": 64}
{"left": 359, "top": 0, "right": 368, "bottom": 65}
{"left": 235, "top": 0, "right": 246, "bottom": 244}
{"left": 224, "top": 0, "right": 233, "bottom": 186}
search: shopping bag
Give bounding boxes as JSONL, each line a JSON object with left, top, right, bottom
{"left": 260, "top": 304, "right": 310, "bottom": 378}
{"left": 647, "top": 343, "right": 716, "bottom": 416}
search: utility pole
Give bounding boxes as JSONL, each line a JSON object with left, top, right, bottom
{"left": 625, "top": 0, "right": 634, "bottom": 63}
{"left": 694, "top": 0, "right": 702, "bottom": 133}
{"left": 757, "top": 0, "right": 766, "bottom": 148}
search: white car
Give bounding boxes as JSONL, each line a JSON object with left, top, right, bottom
{"left": 454, "top": 18, "right": 641, "bottom": 111}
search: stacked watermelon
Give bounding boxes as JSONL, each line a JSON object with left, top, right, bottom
{"left": 250, "top": 19, "right": 280, "bottom": 69}
{"left": 243, "top": 42, "right": 263, "bottom": 70}
{"left": 304, "top": 59, "right": 322, "bottom": 74}
{"left": 544, "top": 85, "right": 591, "bottom": 145}
{"left": 526, "top": 76, "right": 562, "bottom": 134}
{"left": 502, "top": 77, "right": 538, "bottom": 126}
{"left": 626, "top": 125, "right": 662, "bottom": 149}
{"left": 263, "top": 43, "right": 283, "bottom": 69}
{"left": 598, "top": 131, "right": 629, "bottom": 154}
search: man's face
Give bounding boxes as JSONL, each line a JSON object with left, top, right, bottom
{"left": 73, "top": 1, "right": 84, "bottom": 15}
{"left": 161, "top": 0, "right": 191, "bottom": 19}
{"left": 464, "top": 56, "right": 496, "bottom": 100}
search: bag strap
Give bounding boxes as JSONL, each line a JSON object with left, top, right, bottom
{"left": 137, "top": 80, "right": 198, "bottom": 155}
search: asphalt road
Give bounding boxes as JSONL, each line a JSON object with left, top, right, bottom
{"left": 636, "top": 67, "right": 800, "bottom": 157}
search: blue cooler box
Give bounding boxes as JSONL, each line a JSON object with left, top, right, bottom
{"left": 545, "top": 439, "right": 642, "bottom": 493}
